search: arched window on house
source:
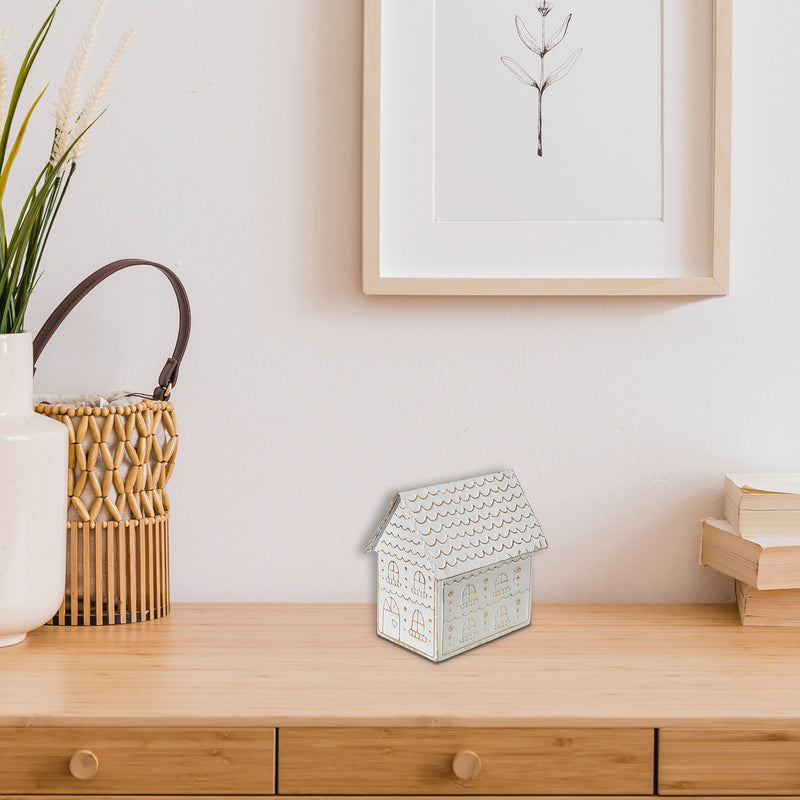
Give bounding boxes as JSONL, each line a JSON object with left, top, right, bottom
{"left": 410, "top": 609, "right": 427, "bottom": 641}
{"left": 413, "top": 571, "right": 426, "bottom": 595}
{"left": 461, "top": 584, "right": 477, "bottom": 608}
{"left": 494, "top": 572, "right": 509, "bottom": 597}
{"left": 387, "top": 560, "right": 400, "bottom": 586}
{"left": 494, "top": 606, "right": 509, "bottom": 630}
{"left": 461, "top": 618, "right": 477, "bottom": 643}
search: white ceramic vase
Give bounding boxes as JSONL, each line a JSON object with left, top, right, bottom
{"left": 0, "top": 332, "right": 68, "bottom": 647}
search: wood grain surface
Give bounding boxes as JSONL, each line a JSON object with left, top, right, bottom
{"left": 278, "top": 728, "right": 653, "bottom": 795}
{"left": 2, "top": 603, "right": 800, "bottom": 728}
{"left": 0, "top": 727, "right": 274, "bottom": 794}
{"left": 659, "top": 729, "right": 800, "bottom": 795}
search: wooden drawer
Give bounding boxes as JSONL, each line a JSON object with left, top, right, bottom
{"left": 0, "top": 727, "right": 274, "bottom": 795}
{"left": 278, "top": 728, "right": 654, "bottom": 795}
{"left": 659, "top": 729, "right": 800, "bottom": 795}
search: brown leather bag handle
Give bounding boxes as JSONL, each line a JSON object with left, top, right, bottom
{"left": 33, "top": 259, "right": 191, "bottom": 401}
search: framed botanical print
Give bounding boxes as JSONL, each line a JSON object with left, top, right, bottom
{"left": 363, "top": 0, "right": 732, "bottom": 296}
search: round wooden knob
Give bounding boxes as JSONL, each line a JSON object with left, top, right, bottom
{"left": 452, "top": 750, "right": 482, "bottom": 781}
{"left": 69, "top": 749, "right": 99, "bottom": 780}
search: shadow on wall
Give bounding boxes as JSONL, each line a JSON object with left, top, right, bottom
{"left": 536, "top": 479, "right": 734, "bottom": 603}
{"left": 309, "top": 0, "right": 364, "bottom": 304}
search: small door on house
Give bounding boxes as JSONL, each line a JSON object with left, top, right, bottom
{"left": 382, "top": 597, "right": 400, "bottom": 639}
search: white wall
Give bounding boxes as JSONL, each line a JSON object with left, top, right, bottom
{"left": 7, "top": 0, "right": 798, "bottom": 603}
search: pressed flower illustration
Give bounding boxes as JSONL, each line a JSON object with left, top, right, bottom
{"left": 501, "top": 0, "right": 582, "bottom": 158}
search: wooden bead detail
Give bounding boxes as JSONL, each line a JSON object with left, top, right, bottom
{"left": 452, "top": 750, "right": 482, "bottom": 781}
{"left": 33, "top": 399, "right": 177, "bottom": 525}
{"left": 69, "top": 749, "right": 99, "bottom": 780}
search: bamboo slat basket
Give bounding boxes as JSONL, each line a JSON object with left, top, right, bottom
{"left": 32, "top": 259, "right": 190, "bottom": 626}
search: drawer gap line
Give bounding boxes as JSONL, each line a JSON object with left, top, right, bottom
{"left": 653, "top": 727, "right": 659, "bottom": 795}
{"left": 274, "top": 725, "right": 279, "bottom": 795}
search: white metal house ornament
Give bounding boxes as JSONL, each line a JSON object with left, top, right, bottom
{"left": 365, "top": 470, "right": 547, "bottom": 661}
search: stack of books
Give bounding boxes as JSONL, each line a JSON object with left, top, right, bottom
{"left": 702, "top": 474, "right": 800, "bottom": 625}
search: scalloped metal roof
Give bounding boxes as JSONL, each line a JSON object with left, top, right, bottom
{"left": 366, "top": 470, "right": 547, "bottom": 580}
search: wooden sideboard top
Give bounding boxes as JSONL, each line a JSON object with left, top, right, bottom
{"left": 2, "top": 603, "right": 799, "bottom": 729}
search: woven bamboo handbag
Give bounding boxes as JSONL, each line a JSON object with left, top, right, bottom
{"left": 32, "top": 259, "right": 191, "bottom": 626}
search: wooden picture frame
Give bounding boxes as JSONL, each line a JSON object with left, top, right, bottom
{"left": 363, "top": 0, "right": 732, "bottom": 297}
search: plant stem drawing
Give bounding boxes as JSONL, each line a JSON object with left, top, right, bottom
{"left": 501, "top": 0, "right": 582, "bottom": 158}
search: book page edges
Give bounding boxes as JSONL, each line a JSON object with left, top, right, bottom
{"left": 727, "top": 473, "right": 800, "bottom": 495}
